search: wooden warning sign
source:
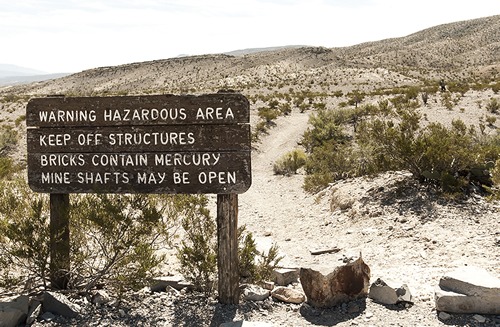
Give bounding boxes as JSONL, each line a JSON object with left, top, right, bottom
{"left": 26, "top": 93, "right": 252, "bottom": 194}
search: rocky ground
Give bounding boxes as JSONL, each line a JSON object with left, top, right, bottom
{"left": 4, "top": 105, "right": 491, "bottom": 326}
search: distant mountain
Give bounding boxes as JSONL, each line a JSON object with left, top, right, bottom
{"left": 0, "top": 73, "right": 72, "bottom": 86}
{"left": 0, "top": 64, "right": 47, "bottom": 78}
{"left": 224, "top": 45, "right": 307, "bottom": 56}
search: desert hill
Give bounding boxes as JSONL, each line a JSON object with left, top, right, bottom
{"left": 1, "top": 15, "right": 499, "bottom": 98}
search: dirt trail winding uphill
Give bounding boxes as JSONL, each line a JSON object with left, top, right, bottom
{"left": 239, "top": 110, "right": 331, "bottom": 268}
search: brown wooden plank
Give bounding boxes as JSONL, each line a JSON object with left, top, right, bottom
{"left": 27, "top": 151, "right": 251, "bottom": 194}
{"left": 217, "top": 194, "right": 240, "bottom": 304}
{"left": 49, "top": 193, "right": 70, "bottom": 289}
{"left": 27, "top": 125, "right": 251, "bottom": 153}
{"left": 26, "top": 93, "right": 249, "bottom": 127}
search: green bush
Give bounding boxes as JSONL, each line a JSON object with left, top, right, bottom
{"left": 0, "top": 178, "right": 50, "bottom": 288}
{"left": 238, "top": 226, "right": 282, "bottom": 282}
{"left": 70, "top": 193, "right": 184, "bottom": 292}
{"left": 176, "top": 195, "right": 217, "bottom": 294}
{"left": 301, "top": 109, "right": 349, "bottom": 152}
{"left": 258, "top": 107, "right": 279, "bottom": 123}
{"left": 303, "top": 98, "right": 500, "bottom": 194}
{"left": 0, "top": 182, "right": 211, "bottom": 293}
{"left": 486, "top": 98, "right": 499, "bottom": 113}
{"left": 273, "top": 149, "right": 307, "bottom": 175}
{"left": 0, "top": 125, "right": 18, "bottom": 153}
{"left": 0, "top": 156, "right": 19, "bottom": 180}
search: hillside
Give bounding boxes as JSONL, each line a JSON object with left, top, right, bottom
{"left": 0, "top": 14, "right": 499, "bottom": 327}
{"left": 2, "top": 15, "right": 499, "bottom": 98}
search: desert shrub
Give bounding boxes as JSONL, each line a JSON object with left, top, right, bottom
{"left": 258, "top": 107, "right": 279, "bottom": 123}
{"left": 178, "top": 216, "right": 283, "bottom": 292}
{"left": 279, "top": 103, "right": 292, "bottom": 115}
{"left": 0, "top": 125, "right": 18, "bottom": 153}
{"left": 486, "top": 115, "right": 497, "bottom": 126}
{"left": 0, "top": 177, "right": 50, "bottom": 289}
{"left": 421, "top": 92, "right": 429, "bottom": 105}
{"left": 70, "top": 193, "right": 187, "bottom": 292}
{"left": 273, "top": 149, "right": 307, "bottom": 175}
{"left": 301, "top": 109, "right": 350, "bottom": 152}
{"left": 14, "top": 115, "right": 26, "bottom": 126}
{"left": 0, "top": 185, "right": 208, "bottom": 293}
{"left": 447, "top": 82, "right": 470, "bottom": 95}
{"left": 440, "top": 92, "right": 454, "bottom": 110}
{"left": 173, "top": 195, "right": 216, "bottom": 294}
{"left": 303, "top": 101, "right": 500, "bottom": 194}
{"left": 0, "top": 156, "right": 19, "bottom": 180}
{"left": 238, "top": 226, "right": 258, "bottom": 280}
{"left": 238, "top": 226, "right": 283, "bottom": 282}
{"left": 347, "top": 90, "right": 365, "bottom": 108}
{"left": 486, "top": 98, "right": 499, "bottom": 114}
{"left": 357, "top": 115, "right": 498, "bottom": 193}
{"left": 492, "top": 82, "right": 500, "bottom": 94}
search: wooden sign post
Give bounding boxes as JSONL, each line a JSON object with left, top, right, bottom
{"left": 26, "top": 94, "right": 251, "bottom": 303}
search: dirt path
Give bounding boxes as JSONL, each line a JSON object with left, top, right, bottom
{"left": 239, "top": 110, "right": 331, "bottom": 268}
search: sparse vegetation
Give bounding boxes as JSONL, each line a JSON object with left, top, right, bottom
{"left": 303, "top": 98, "right": 500, "bottom": 194}
{"left": 273, "top": 149, "right": 307, "bottom": 175}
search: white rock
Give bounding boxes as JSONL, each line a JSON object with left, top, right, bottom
{"left": 271, "top": 286, "right": 305, "bottom": 304}
{"left": 242, "top": 285, "right": 270, "bottom": 302}
{"left": 473, "top": 314, "right": 487, "bottom": 323}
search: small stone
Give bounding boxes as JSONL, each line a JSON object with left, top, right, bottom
{"left": 151, "top": 275, "right": 193, "bottom": 292}
{"left": 438, "top": 311, "right": 452, "bottom": 321}
{"left": 118, "top": 308, "right": 126, "bottom": 317}
{"left": 219, "top": 321, "right": 273, "bottom": 327}
{"left": 273, "top": 268, "right": 299, "bottom": 286}
{"left": 40, "top": 311, "right": 56, "bottom": 321}
{"left": 92, "top": 290, "right": 111, "bottom": 305}
{"left": 0, "top": 295, "right": 29, "bottom": 327}
{"left": 473, "top": 314, "right": 487, "bottom": 323}
{"left": 242, "top": 285, "right": 270, "bottom": 302}
{"left": 271, "top": 286, "right": 305, "bottom": 304}
{"left": 365, "top": 311, "right": 373, "bottom": 319}
{"left": 261, "top": 281, "right": 275, "bottom": 291}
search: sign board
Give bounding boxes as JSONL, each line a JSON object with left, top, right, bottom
{"left": 26, "top": 93, "right": 252, "bottom": 194}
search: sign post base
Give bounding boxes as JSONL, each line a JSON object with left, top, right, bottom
{"left": 216, "top": 193, "right": 239, "bottom": 304}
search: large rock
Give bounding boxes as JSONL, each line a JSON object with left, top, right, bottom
{"left": 300, "top": 257, "right": 370, "bottom": 308}
{"left": 42, "top": 291, "right": 80, "bottom": 318}
{"left": 369, "top": 278, "right": 413, "bottom": 305}
{"left": 435, "top": 266, "right": 500, "bottom": 314}
{"left": 0, "top": 295, "right": 29, "bottom": 327}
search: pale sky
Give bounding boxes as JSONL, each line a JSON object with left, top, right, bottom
{"left": 1, "top": 0, "right": 499, "bottom": 73}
